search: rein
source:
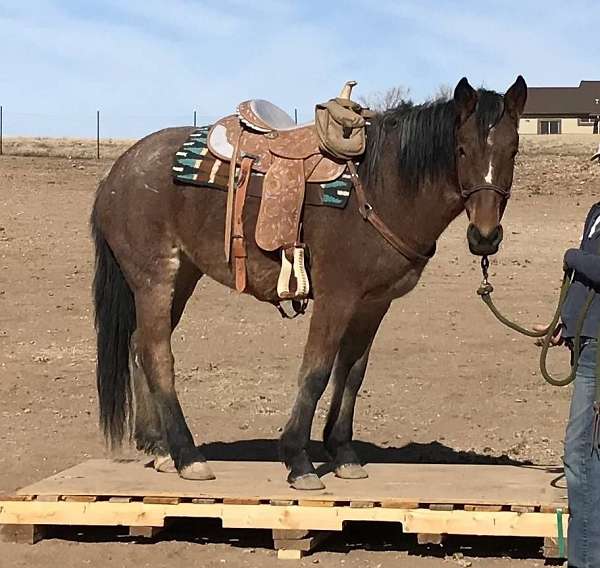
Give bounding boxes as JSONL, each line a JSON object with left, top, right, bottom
{"left": 477, "top": 254, "right": 600, "bottom": 452}
{"left": 347, "top": 161, "right": 435, "bottom": 263}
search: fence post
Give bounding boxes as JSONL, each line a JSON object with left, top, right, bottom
{"left": 294, "top": 108, "right": 298, "bottom": 125}
{"left": 96, "top": 110, "right": 100, "bottom": 160}
{"left": 0, "top": 105, "right": 3, "bottom": 156}
{"left": 193, "top": 110, "right": 197, "bottom": 127}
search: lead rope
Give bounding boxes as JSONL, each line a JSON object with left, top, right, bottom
{"left": 477, "top": 255, "right": 600, "bottom": 453}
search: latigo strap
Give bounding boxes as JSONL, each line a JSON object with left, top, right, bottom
{"left": 232, "top": 157, "right": 253, "bottom": 293}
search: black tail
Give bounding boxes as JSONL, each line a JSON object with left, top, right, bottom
{"left": 91, "top": 212, "right": 136, "bottom": 448}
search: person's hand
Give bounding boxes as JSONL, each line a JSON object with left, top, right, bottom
{"left": 533, "top": 323, "right": 564, "bottom": 347}
{"left": 563, "top": 248, "right": 579, "bottom": 271}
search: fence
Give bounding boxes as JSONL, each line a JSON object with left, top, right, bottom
{"left": 0, "top": 106, "right": 301, "bottom": 160}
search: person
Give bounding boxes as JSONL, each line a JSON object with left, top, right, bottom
{"left": 542, "top": 145, "right": 600, "bottom": 568}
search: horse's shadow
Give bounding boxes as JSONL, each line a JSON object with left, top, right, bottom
{"left": 198, "top": 438, "right": 540, "bottom": 468}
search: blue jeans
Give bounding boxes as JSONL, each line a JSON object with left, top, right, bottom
{"left": 564, "top": 341, "right": 600, "bottom": 567}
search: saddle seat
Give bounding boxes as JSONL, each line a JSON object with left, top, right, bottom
{"left": 237, "top": 99, "right": 304, "bottom": 132}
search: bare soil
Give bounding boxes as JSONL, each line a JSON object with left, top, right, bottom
{"left": 1, "top": 134, "right": 600, "bottom": 567}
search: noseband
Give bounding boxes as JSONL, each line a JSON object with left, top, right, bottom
{"left": 460, "top": 183, "right": 511, "bottom": 202}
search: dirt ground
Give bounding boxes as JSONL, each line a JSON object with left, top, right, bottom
{"left": 1, "top": 134, "right": 600, "bottom": 567}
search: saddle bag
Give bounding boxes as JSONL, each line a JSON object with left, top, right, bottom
{"left": 315, "top": 97, "right": 367, "bottom": 160}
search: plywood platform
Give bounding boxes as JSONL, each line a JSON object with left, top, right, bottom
{"left": 0, "top": 460, "right": 569, "bottom": 559}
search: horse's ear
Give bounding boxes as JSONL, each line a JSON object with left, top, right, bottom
{"left": 504, "top": 75, "right": 528, "bottom": 119}
{"left": 453, "top": 77, "right": 478, "bottom": 123}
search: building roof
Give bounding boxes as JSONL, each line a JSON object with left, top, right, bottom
{"left": 523, "top": 81, "right": 600, "bottom": 117}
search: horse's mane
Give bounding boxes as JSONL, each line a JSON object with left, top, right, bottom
{"left": 362, "top": 89, "right": 505, "bottom": 192}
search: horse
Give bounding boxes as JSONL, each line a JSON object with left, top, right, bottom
{"left": 91, "top": 76, "right": 527, "bottom": 490}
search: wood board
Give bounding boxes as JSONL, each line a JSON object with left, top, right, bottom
{"left": 0, "top": 459, "right": 569, "bottom": 559}
{"left": 13, "top": 459, "right": 567, "bottom": 508}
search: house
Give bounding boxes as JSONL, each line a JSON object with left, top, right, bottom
{"left": 519, "top": 81, "right": 600, "bottom": 134}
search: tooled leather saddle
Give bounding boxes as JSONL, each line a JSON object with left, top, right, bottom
{"left": 206, "top": 81, "right": 369, "bottom": 302}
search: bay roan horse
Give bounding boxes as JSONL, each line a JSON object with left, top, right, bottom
{"left": 91, "top": 76, "right": 527, "bottom": 490}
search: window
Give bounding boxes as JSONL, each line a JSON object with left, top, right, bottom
{"left": 539, "top": 120, "right": 561, "bottom": 135}
{"left": 578, "top": 116, "right": 597, "bottom": 126}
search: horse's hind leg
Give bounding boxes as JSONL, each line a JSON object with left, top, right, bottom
{"left": 130, "top": 330, "right": 174, "bottom": 471}
{"left": 134, "top": 259, "right": 211, "bottom": 480}
{"left": 323, "top": 301, "right": 389, "bottom": 479}
{"left": 132, "top": 258, "right": 202, "bottom": 472}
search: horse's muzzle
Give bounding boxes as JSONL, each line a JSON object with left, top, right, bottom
{"left": 467, "top": 223, "right": 503, "bottom": 256}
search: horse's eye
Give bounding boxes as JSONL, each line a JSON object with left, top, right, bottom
{"left": 458, "top": 146, "right": 466, "bottom": 158}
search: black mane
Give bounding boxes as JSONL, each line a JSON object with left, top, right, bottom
{"left": 362, "top": 89, "right": 505, "bottom": 191}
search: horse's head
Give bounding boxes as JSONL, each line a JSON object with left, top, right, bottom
{"left": 453, "top": 76, "right": 527, "bottom": 256}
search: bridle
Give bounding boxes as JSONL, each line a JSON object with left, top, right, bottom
{"left": 460, "top": 182, "right": 512, "bottom": 202}
{"left": 346, "top": 163, "right": 513, "bottom": 265}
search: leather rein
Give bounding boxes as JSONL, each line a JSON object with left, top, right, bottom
{"left": 347, "top": 160, "right": 511, "bottom": 264}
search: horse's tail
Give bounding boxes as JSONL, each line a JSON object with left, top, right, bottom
{"left": 90, "top": 209, "right": 136, "bottom": 448}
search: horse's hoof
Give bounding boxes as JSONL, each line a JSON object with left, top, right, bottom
{"left": 179, "top": 461, "right": 216, "bottom": 481}
{"left": 290, "top": 473, "right": 325, "bottom": 491}
{"left": 153, "top": 455, "right": 177, "bottom": 474}
{"left": 335, "top": 463, "right": 368, "bottom": 480}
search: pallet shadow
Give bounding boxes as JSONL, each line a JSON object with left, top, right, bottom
{"left": 48, "top": 520, "right": 553, "bottom": 562}
{"left": 199, "top": 438, "right": 535, "bottom": 467}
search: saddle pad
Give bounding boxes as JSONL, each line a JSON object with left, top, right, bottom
{"left": 172, "top": 128, "right": 352, "bottom": 209}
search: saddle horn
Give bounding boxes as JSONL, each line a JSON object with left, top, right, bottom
{"left": 339, "top": 81, "right": 358, "bottom": 100}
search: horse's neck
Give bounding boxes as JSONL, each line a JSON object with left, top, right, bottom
{"left": 373, "top": 173, "right": 464, "bottom": 253}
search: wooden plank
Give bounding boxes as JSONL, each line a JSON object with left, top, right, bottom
{"left": 0, "top": 495, "right": 34, "bottom": 502}
{"left": 274, "top": 531, "right": 331, "bottom": 552}
{"left": 277, "top": 549, "right": 303, "bottom": 560}
{"left": 0, "top": 501, "right": 570, "bottom": 537}
{"left": 0, "top": 524, "right": 46, "bottom": 544}
{"left": 350, "top": 501, "right": 375, "bottom": 509}
{"left": 270, "top": 500, "right": 296, "bottom": 507}
{"left": 192, "top": 498, "right": 216, "bottom": 505}
{"left": 429, "top": 504, "right": 454, "bottom": 512}
{"left": 109, "top": 497, "right": 132, "bottom": 503}
{"left": 35, "top": 495, "right": 60, "bottom": 502}
{"left": 222, "top": 498, "right": 261, "bottom": 505}
{"left": 380, "top": 500, "right": 419, "bottom": 509}
{"left": 464, "top": 504, "right": 504, "bottom": 512}
{"left": 129, "top": 525, "right": 165, "bottom": 539}
{"left": 540, "top": 504, "right": 567, "bottom": 514}
{"left": 297, "top": 500, "right": 336, "bottom": 508}
{"left": 511, "top": 505, "right": 536, "bottom": 513}
{"left": 14, "top": 459, "right": 566, "bottom": 509}
{"left": 543, "top": 536, "right": 567, "bottom": 559}
{"left": 142, "top": 496, "right": 180, "bottom": 505}
{"left": 63, "top": 495, "right": 97, "bottom": 503}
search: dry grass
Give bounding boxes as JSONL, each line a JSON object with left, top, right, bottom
{"left": 520, "top": 133, "right": 600, "bottom": 157}
{"left": 1, "top": 136, "right": 137, "bottom": 160}
{"left": 1, "top": 133, "right": 598, "bottom": 161}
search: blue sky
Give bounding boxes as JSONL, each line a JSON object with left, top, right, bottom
{"left": 1, "top": 0, "right": 597, "bottom": 138}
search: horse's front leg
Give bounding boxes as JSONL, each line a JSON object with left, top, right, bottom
{"left": 323, "top": 301, "right": 390, "bottom": 479}
{"left": 280, "top": 295, "right": 357, "bottom": 490}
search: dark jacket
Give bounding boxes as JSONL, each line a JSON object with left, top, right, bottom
{"left": 561, "top": 202, "right": 600, "bottom": 338}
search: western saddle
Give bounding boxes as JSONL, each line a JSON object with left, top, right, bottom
{"left": 207, "top": 81, "right": 369, "bottom": 304}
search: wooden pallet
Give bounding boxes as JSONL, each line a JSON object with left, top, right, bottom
{"left": 0, "top": 459, "right": 569, "bottom": 560}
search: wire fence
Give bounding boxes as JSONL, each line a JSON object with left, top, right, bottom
{"left": 0, "top": 106, "right": 302, "bottom": 160}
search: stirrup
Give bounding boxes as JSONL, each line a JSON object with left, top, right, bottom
{"left": 276, "top": 245, "right": 310, "bottom": 300}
